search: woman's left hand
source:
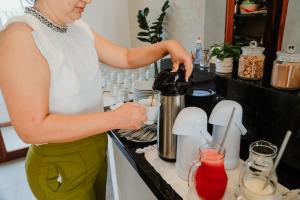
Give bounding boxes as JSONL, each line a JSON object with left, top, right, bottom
{"left": 166, "top": 40, "right": 193, "bottom": 81}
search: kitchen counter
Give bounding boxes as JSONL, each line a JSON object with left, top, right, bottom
{"left": 108, "top": 130, "right": 182, "bottom": 200}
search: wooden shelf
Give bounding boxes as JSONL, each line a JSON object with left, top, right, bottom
{"left": 235, "top": 12, "right": 268, "bottom": 18}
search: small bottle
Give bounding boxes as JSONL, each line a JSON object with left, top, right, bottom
{"left": 194, "top": 37, "right": 202, "bottom": 64}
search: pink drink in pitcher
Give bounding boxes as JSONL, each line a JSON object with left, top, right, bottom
{"left": 189, "top": 143, "right": 228, "bottom": 200}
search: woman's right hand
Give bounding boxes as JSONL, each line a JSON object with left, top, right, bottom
{"left": 112, "top": 102, "right": 147, "bottom": 130}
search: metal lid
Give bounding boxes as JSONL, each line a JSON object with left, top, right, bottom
{"left": 276, "top": 45, "right": 300, "bottom": 63}
{"left": 241, "top": 41, "right": 265, "bottom": 55}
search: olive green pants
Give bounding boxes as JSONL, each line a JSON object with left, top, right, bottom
{"left": 25, "top": 133, "right": 108, "bottom": 200}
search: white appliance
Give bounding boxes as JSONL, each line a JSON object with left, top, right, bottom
{"left": 172, "top": 107, "right": 212, "bottom": 180}
{"left": 209, "top": 100, "right": 247, "bottom": 169}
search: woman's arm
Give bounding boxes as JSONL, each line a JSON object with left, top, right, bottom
{"left": 93, "top": 31, "right": 193, "bottom": 81}
{"left": 0, "top": 23, "right": 146, "bottom": 144}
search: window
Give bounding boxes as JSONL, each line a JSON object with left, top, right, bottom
{"left": 0, "top": 0, "right": 34, "bottom": 27}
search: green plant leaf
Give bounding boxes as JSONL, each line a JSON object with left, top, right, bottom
{"left": 209, "top": 43, "right": 241, "bottom": 61}
{"left": 150, "top": 25, "right": 159, "bottom": 29}
{"left": 137, "top": 9, "right": 150, "bottom": 30}
{"left": 136, "top": 0, "right": 169, "bottom": 44}
{"left": 158, "top": 13, "right": 166, "bottom": 22}
{"left": 151, "top": 37, "right": 159, "bottom": 43}
{"left": 144, "top": 7, "right": 149, "bottom": 16}
{"left": 139, "top": 24, "right": 148, "bottom": 30}
{"left": 137, "top": 37, "right": 151, "bottom": 43}
{"left": 137, "top": 32, "right": 149, "bottom": 37}
{"left": 137, "top": 17, "right": 149, "bottom": 30}
{"left": 162, "top": 0, "right": 170, "bottom": 12}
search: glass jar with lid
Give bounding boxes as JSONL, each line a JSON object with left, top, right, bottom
{"left": 237, "top": 140, "right": 278, "bottom": 200}
{"left": 238, "top": 41, "right": 265, "bottom": 80}
{"left": 271, "top": 45, "right": 300, "bottom": 90}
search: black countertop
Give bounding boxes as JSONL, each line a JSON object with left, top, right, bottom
{"left": 108, "top": 130, "right": 182, "bottom": 200}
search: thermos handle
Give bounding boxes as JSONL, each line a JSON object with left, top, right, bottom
{"left": 188, "top": 160, "right": 201, "bottom": 187}
{"left": 235, "top": 121, "right": 247, "bottom": 135}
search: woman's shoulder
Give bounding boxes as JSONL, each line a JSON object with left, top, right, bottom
{"left": 0, "top": 22, "right": 33, "bottom": 45}
{"left": 2, "top": 22, "right": 32, "bottom": 34}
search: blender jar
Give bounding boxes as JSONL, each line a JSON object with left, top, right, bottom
{"left": 238, "top": 140, "right": 278, "bottom": 200}
{"left": 238, "top": 41, "right": 265, "bottom": 80}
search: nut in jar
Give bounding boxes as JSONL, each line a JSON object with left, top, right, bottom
{"left": 238, "top": 41, "right": 265, "bottom": 80}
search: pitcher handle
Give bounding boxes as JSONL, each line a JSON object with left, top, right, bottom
{"left": 188, "top": 160, "right": 201, "bottom": 187}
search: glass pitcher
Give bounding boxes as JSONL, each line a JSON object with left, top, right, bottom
{"left": 188, "top": 143, "right": 228, "bottom": 200}
{"left": 237, "top": 140, "right": 278, "bottom": 200}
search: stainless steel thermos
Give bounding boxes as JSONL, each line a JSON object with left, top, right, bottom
{"left": 153, "top": 68, "right": 188, "bottom": 162}
{"left": 158, "top": 95, "right": 185, "bottom": 161}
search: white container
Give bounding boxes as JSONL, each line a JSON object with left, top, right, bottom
{"left": 138, "top": 98, "right": 161, "bottom": 125}
{"left": 172, "top": 107, "right": 212, "bottom": 180}
{"left": 209, "top": 100, "right": 247, "bottom": 169}
{"left": 215, "top": 57, "right": 233, "bottom": 74}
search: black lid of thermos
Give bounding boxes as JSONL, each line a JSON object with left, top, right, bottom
{"left": 153, "top": 67, "right": 191, "bottom": 96}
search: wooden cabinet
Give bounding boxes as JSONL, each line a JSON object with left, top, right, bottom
{"left": 225, "top": 0, "right": 289, "bottom": 78}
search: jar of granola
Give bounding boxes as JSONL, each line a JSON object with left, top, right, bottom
{"left": 271, "top": 45, "right": 300, "bottom": 90}
{"left": 238, "top": 41, "right": 265, "bottom": 80}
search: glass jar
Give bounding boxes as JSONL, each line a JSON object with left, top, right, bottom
{"left": 271, "top": 45, "right": 300, "bottom": 90}
{"left": 238, "top": 140, "right": 278, "bottom": 200}
{"left": 238, "top": 41, "right": 265, "bottom": 80}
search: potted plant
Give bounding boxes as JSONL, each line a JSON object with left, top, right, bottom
{"left": 210, "top": 43, "right": 241, "bottom": 74}
{"left": 136, "top": 0, "right": 170, "bottom": 77}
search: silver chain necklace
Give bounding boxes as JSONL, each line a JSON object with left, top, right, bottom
{"left": 24, "top": 7, "right": 68, "bottom": 33}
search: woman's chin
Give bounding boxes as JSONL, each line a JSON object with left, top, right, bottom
{"left": 67, "top": 15, "right": 81, "bottom": 23}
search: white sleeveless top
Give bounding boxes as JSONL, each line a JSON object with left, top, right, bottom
{"left": 3, "top": 14, "right": 104, "bottom": 114}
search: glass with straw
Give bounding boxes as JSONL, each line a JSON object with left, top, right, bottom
{"left": 237, "top": 130, "right": 292, "bottom": 200}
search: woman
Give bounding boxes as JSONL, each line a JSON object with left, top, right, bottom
{"left": 0, "top": 0, "right": 192, "bottom": 199}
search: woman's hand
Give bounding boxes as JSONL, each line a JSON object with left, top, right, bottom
{"left": 166, "top": 40, "right": 193, "bottom": 81}
{"left": 112, "top": 102, "right": 147, "bottom": 130}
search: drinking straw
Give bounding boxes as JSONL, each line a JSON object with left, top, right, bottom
{"left": 262, "top": 130, "right": 292, "bottom": 189}
{"left": 218, "top": 107, "right": 236, "bottom": 153}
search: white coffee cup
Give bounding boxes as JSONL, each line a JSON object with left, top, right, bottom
{"left": 138, "top": 98, "right": 161, "bottom": 125}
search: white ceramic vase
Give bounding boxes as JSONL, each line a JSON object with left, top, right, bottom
{"left": 215, "top": 57, "right": 233, "bottom": 74}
